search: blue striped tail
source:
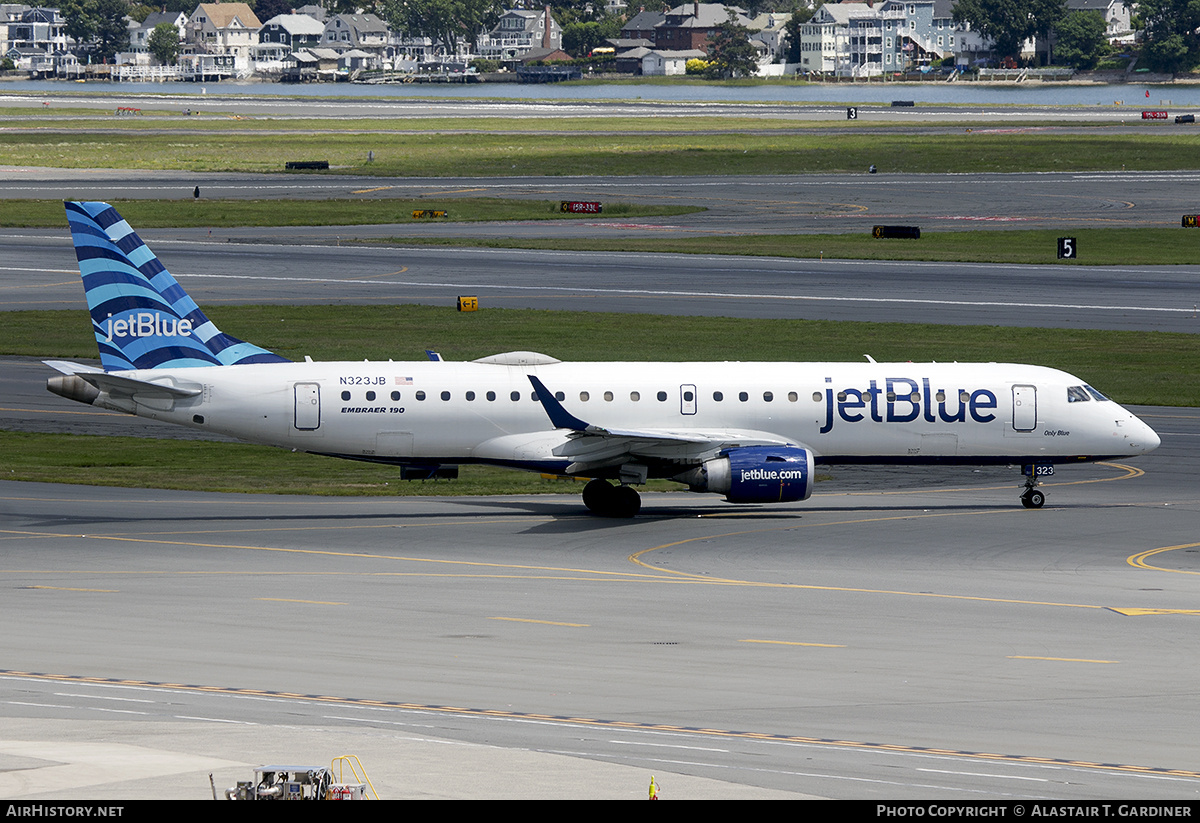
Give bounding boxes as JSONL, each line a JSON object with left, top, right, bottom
{"left": 64, "top": 201, "right": 290, "bottom": 372}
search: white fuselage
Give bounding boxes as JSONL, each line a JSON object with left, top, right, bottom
{"left": 103, "top": 359, "right": 1160, "bottom": 474}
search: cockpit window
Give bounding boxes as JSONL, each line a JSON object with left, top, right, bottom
{"left": 1066, "top": 386, "right": 1090, "bottom": 403}
{"left": 1085, "top": 385, "right": 1109, "bottom": 401}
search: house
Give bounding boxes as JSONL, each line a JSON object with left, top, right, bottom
{"left": 747, "top": 12, "right": 790, "bottom": 64}
{"left": 260, "top": 13, "right": 324, "bottom": 51}
{"left": 1065, "top": 0, "right": 1134, "bottom": 44}
{"left": 620, "top": 9, "right": 665, "bottom": 45}
{"left": 521, "top": 46, "right": 572, "bottom": 64}
{"left": 321, "top": 12, "right": 388, "bottom": 58}
{"left": 256, "top": 12, "right": 324, "bottom": 68}
{"left": 796, "top": 0, "right": 984, "bottom": 77}
{"left": 129, "top": 11, "right": 187, "bottom": 57}
{"left": 641, "top": 47, "right": 707, "bottom": 75}
{"left": 186, "top": 3, "right": 262, "bottom": 74}
{"left": 479, "top": 6, "right": 562, "bottom": 62}
{"left": 5, "top": 7, "right": 66, "bottom": 55}
{"left": 653, "top": 3, "right": 753, "bottom": 54}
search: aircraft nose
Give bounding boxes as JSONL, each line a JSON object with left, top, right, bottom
{"left": 1130, "top": 415, "right": 1161, "bottom": 454}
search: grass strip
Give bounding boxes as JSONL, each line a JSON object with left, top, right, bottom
{"left": 0, "top": 198, "right": 700, "bottom": 228}
{"left": 2, "top": 131, "right": 1198, "bottom": 176}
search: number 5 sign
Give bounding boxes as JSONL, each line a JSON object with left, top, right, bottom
{"left": 1057, "top": 237, "right": 1077, "bottom": 259}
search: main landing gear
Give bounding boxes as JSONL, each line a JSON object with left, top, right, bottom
{"left": 582, "top": 479, "right": 641, "bottom": 518}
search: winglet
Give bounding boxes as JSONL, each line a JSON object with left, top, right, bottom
{"left": 527, "top": 375, "right": 589, "bottom": 431}
{"left": 426, "top": 350, "right": 443, "bottom": 362}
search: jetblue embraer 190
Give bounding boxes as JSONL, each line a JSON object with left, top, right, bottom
{"left": 45, "top": 202, "right": 1160, "bottom": 517}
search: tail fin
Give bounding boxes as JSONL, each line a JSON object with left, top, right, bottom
{"left": 64, "top": 201, "right": 290, "bottom": 372}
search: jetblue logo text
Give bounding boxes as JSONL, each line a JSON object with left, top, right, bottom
{"left": 104, "top": 312, "right": 193, "bottom": 343}
{"left": 820, "top": 377, "right": 997, "bottom": 434}
{"left": 740, "top": 468, "right": 806, "bottom": 482}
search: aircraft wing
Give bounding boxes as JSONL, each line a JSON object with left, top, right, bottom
{"left": 526, "top": 375, "right": 799, "bottom": 473}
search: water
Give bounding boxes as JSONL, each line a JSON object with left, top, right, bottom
{"left": 4, "top": 77, "right": 1200, "bottom": 107}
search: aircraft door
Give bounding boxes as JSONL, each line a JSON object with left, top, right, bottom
{"left": 1011, "top": 384, "right": 1036, "bottom": 432}
{"left": 294, "top": 382, "right": 320, "bottom": 430}
{"left": 680, "top": 384, "right": 697, "bottom": 415}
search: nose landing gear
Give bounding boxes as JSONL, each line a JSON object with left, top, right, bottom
{"left": 1020, "top": 463, "right": 1052, "bottom": 509}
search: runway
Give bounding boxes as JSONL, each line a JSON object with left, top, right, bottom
{"left": 3, "top": 154, "right": 1200, "bottom": 797}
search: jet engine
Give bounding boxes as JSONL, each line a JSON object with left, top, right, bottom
{"left": 675, "top": 445, "right": 814, "bottom": 504}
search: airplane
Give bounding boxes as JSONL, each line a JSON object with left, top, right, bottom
{"left": 45, "top": 201, "right": 1160, "bottom": 517}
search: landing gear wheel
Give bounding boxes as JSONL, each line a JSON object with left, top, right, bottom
{"left": 1021, "top": 489, "right": 1045, "bottom": 509}
{"left": 581, "top": 479, "right": 641, "bottom": 518}
{"left": 582, "top": 479, "right": 614, "bottom": 514}
{"left": 611, "top": 484, "right": 641, "bottom": 518}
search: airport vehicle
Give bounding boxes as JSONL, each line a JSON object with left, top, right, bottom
{"left": 45, "top": 202, "right": 1160, "bottom": 516}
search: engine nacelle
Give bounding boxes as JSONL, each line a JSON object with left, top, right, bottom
{"left": 675, "top": 445, "right": 814, "bottom": 504}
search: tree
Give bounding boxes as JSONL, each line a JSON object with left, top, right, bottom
{"left": 255, "top": 0, "right": 297, "bottom": 23}
{"left": 61, "top": 0, "right": 98, "bottom": 47}
{"left": 148, "top": 22, "right": 180, "bottom": 66}
{"left": 561, "top": 16, "right": 620, "bottom": 57}
{"left": 1136, "top": 0, "right": 1200, "bottom": 74}
{"left": 952, "top": 0, "right": 1065, "bottom": 61}
{"left": 704, "top": 10, "right": 760, "bottom": 79}
{"left": 63, "top": 0, "right": 131, "bottom": 62}
{"left": 92, "top": 0, "right": 132, "bottom": 62}
{"left": 1052, "top": 10, "right": 1107, "bottom": 69}
{"left": 382, "top": 0, "right": 504, "bottom": 55}
{"left": 1028, "top": 0, "right": 1066, "bottom": 65}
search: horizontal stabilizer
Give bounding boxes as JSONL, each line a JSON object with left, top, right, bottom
{"left": 44, "top": 360, "right": 201, "bottom": 399}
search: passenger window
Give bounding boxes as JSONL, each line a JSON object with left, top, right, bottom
{"left": 713, "top": 391, "right": 723, "bottom": 401}
{"left": 441, "top": 391, "right": 450, "bottom": 401}
{"left": 510, "top": 391, "right": 520, "bottom": 401}
{"left": 366, "top": 391, "right": 376, "bottom": 401}
{"left": 763, "top": 391, "right": 773, "bottom": 402}
{"left": 391, "top": 391, "right": 401, "bottom": 401}
{"left": 657, "top": 391, "right": 668, "bottom": 401}
{"left": 604, "top": 391, "right": 613, "bottom": 401}
{"left": 580, "top": 391, "right": 589, "bottom": 402}
{"left": 486, "top": 391, "right": 496, "bottom": 401}
{"left": 466, "top": 391, "right": 475, "bottom": 401}
{"left": 739, "top": 392, "right": 748, "bottom": 402}
{"left": 630, "top": 391, "right": 640, "bottom": 401}
{"left": 416, "top": 391, "right": 426, "bottom": 401}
